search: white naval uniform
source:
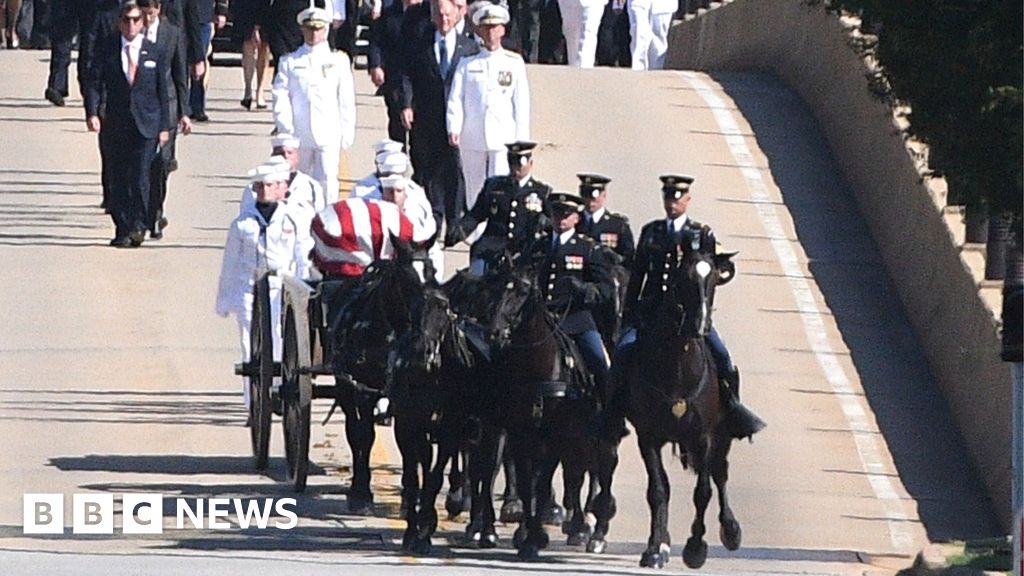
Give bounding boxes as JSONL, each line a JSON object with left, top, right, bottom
{"left": 239, "top": 171, "right": 327, "bottom": 226}
{"left": 351, "top": 174, "right": 443, "bottom": 281}
{"left": 629, "top": 0, "right": 677, "bottom": 70}
{"left": 447, "top": 47, "right": 531, "bottom": 212}
{"left": 215, "top": 202, "right": 314, "bottom": 406}
{"left": 272, "top": 42, "right": 356, "bottom": 205}
{"left": 558, "top": 0, "right": 606, "bottom": 68}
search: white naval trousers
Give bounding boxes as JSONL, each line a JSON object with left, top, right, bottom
{"left": 629, "top": 0, "right": 673, "bottom": 70}
{"left": 460, "top": 148, "right": 509, "bottom": 245}
{"left": 298, "top": 145, "right": 341, "bottom": 205}
{"left": 558, "top": 0, "right": 603, "bottom": 68}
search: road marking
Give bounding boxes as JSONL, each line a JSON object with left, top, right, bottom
{"left": 682, "top": 71, "right": 915, "bottom": 553}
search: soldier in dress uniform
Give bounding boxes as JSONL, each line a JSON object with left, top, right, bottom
{"left": 447, "top": 2, "right": 531, "bottom": 214}
{"left": 530, "top": 191, "right": 615, "bottom": 406}
{"left": 576, "top": 173, "right": 635, "bottom": 266}
{"left": 216, "top": 159, "right": 314, "bottom": 411}
{"left": 444, "top": 140, "right": 552, "bottom": 275}
{"left": 613, "top": 174, "right": 765, "bottom": 440}
{"left": 272, "top": 6, "right": 357, "bottom": 205}
{"left": 576, "top": 172, "right": 634, "bottom": 349}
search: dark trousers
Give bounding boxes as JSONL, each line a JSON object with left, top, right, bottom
{"left": 596, "top": 4, "right": 630, "bottom": 67}
{"left": 409, "top": 126, "right": 465, "bottom": 230}
{"left": 46, "top": 0, "right": 93, "bottom": 96}
{"left": 105, "top": 123, "right": 156, "bottom": 238}
{"left": 537, "top": 0, "right": 564, "bottom": 64}
{"left": 380, "top": 85, "right": 407, "bottom": 147}
{"left": 188, "top": 23, "right": 214, "bottom": 116}
{"left": 148, "top": 128, "right": 176, "bottom": 230}
{"left": 509, "top": 0, "right": 543, "bottom": 63}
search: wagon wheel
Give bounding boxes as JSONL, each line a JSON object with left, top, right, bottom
{"left": 282, "top": 302, "right": 312, "bottom": 491}
{"left": 249, "top": 274, "right": 274, "bottom": 471}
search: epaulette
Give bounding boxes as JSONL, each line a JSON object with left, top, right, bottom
{"left": 502, "top": 48, "right": 523, "bottom": 59}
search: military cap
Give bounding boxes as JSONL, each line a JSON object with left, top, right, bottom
{"left": 660, "top": 174, "right": 695, "bottom": 199}
{"left": 373, "top": 139, "right": 404, "bottom": 157}
{"left": 505, "top": 140, "right": 537, "bottom": 166}
{"left": 375, "top": 151, "right": 409, "bottom": 175}
{"left": 472, "top": 2, "right": 510, "bottom": 26}
{"left": 577, "top": 173, "right": 611, "bottom": 199}
{"left": 547, "top": 191, "right": 585, "bottom": 214}
{"left": 380, "top": 174, "right": 407, "bottom": 190}
{"left": 256, "top": 156, "right": 291, "bottom": 183}
{"left": 271, "top": 133, "right": 300, "bottom": 150}
{"left": 296, "top": 7, "right": 330, "bottom": 28}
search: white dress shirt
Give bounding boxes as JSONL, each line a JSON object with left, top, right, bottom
{"left": 121, "top": 34, "right": 144, "bottom": 80}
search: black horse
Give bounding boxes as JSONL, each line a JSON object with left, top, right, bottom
{"left": 389, "top": 282, "right": 484, "bottom": 554}
{"left": 620, "top": 244, "right": 743, "bottom": 569}
{"left": 329, "top": 241, "right": 426, "bottom": 515}
{"left": 483, "top": 262, "right": 619, "bottom": 560}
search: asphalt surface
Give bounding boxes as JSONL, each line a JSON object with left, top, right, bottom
{"left": 0, "top": 49, "right": 1002, "bottom": 575}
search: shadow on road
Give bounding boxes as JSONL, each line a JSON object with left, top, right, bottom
{"left": 715, "top": 72, "right": 1001, "bottom": 541}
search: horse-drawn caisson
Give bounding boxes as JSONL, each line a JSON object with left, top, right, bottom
{"left": 227, "top": 167, "right": 766, "bottom": 568}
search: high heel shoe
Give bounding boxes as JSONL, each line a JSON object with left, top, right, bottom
{"left": 255, "top": 102, "right": 268, "bottom": 110}
{"left": 240, "top": 97, "right": 252, "bottom": 110}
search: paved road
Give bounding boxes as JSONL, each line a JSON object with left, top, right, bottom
{"left": 0, "top": 50, "right": 1001, "bottom": 576}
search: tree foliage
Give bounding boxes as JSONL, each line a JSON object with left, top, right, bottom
{"left": 821, "top": 0, "right": 1022, "bottom": 215}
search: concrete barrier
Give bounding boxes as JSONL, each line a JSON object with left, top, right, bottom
{"left": 664, "top": 0, "right": 1013, "bottom": 530}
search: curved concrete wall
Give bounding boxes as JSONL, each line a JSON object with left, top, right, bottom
{"left": 665, "top": 0, "right": 1012, "bottom": 530}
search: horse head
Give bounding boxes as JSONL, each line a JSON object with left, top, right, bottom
{"left": 487, "top": 262, "right": 540, "bottom": 351}
{"left": 669, "top": 233, "right": 737, "bottom": 339}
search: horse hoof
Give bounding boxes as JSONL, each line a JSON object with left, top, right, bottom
{"left": 683, "top": 537, "right": 708, "bottom": 569}
{"left": 639, "top": 550, "right": 668, "bottom": 568}
{"left": 412, "top": 537, "right": 433, "bottom": 556}
{"left": 478, "top": 532, "right": 498, "bottom": 549}
{"left": 720, "top": 519, "right": 742, "bottom": 551}
{"left": 567, "top": 532, "right": 586, "bottom": 546}
{"left": 586, "top": 537, "right": 607, "bottom": 554}
{"left": 541, "top": 503, "right": 564, "bottom": 526}
{"left": 537, "top": 529, "right": 550, "bottom": 550}
{"left": 401, "top": 529, "right": 416, "bottom": 551}
{"left": 512, "top": 526, "right": 526, "bottom": 549}
{"left": 517, "top": 543, "right": 540, "bottom": 561}
{"left": 500, "top": 500, "right": 523, "bottom": 524}
{"left": 445, "top": 492, "right": 464, "bottom": 519}
{"left": 347, "top": 497, "right": 374, "bottom": 516}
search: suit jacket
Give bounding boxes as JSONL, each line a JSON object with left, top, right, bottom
{"left": 399, "top": 10, "right": 479, "bottom": 141}
{"left": 85, "top": 36, "right": 173, "bottom": 139}
{"left": 150, "top": 18, "right": 190, "bottom": 121}
{"left": 367, "top": 0, "right": 407, "bottom": 89}
{"left": 163, "top": 0, "right": 204, "bottom": 64}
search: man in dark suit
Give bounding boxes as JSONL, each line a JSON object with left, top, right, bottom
{"left": 44, "top": 0, "right": 100, "bottom": 106}
{"left": 368, "top": 0, "right": 421, "bottom": 146}
{"left": 140, "top": 0, "right": 191, "bottom": 239}
{"left": 85, "top": 1, "right": 172, "bottom": 247}
{"left": 400, "top": 0, "right": 478, "bottom": 230}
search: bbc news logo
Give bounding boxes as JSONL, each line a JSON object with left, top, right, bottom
{"left": 23, "top": 494, "right": 298, "bottom": 534}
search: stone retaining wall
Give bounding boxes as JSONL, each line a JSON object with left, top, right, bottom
{"left": 664, "top": 0, "right": 1012, "bottom": 530}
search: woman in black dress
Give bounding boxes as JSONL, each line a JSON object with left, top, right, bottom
{"left": 231, "top": 0, "right": 272, "bottom": 109}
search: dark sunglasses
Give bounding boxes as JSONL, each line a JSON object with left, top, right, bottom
{"left": 121, "top": 15, "right": 142, "bottom": 23}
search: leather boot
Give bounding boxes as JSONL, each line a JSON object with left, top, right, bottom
{"left": 720, "top": 367, "right": 766, "bottom": 440}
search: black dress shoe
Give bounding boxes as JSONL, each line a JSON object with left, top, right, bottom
{"left": 191, "top": 112, "right": 209, "bottom": 122}
{"left": 167, "top": 158, "right": 179, "bottom": 172}
{"left": 110, "top": 237, "right": 132, "bottom": 248}
{"left": 44, "top": 88, "right": 65, "bottom": 107}
{"left": 240, "top": 97, "right": 252, "bottom": 110}
{"left": 129, "top": 230, "right": 146, "bottom": 247}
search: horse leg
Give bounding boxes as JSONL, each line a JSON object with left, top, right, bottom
{"left": 587, "top": 437, "right": 619, "bottom": 554}
{"left": 393, "top": 415, "right": 420, "bottom": 550}
{"left": 512, "top": 432, "right": 544, "bottom": 561}
{"left": 345, "top": 395, "right": 376, "bottom": 515}
{"left": 468, "top": 421, "right": 500, "bottom": 547}
{"left": 498, "top": 430, "right": 524, "bottom": 524}
{"left": 682, "top": 439, "right": 713, "bottom": 569}
{"left": 410, "top": 428, "right": 448, "bottom": 556}
{"left": 638, "top": 437, "right": 671, "bottom": 568}
{"left": 561, "top": 458, "right": 589, "bottom": 547}
{"left": 445, "top": 447, "right": 466, "bottom": 520}
{"left": 711, "top": 433, "right": 741, "bottom": 551}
